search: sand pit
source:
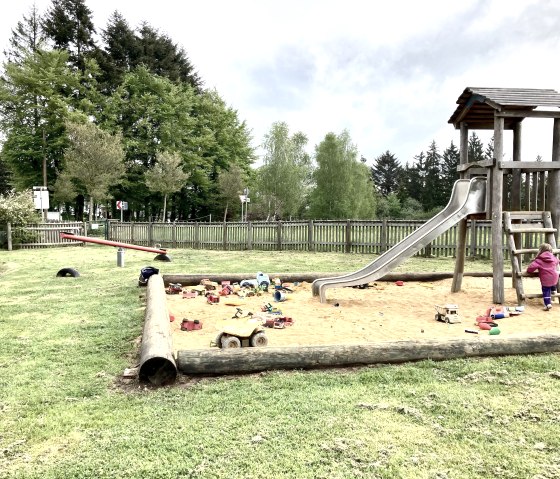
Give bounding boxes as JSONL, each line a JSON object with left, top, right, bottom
{"left": 165, "top": 276, "right": 560, "bottom": 353}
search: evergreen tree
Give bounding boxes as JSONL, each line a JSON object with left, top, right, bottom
{"left": 135, "top": 23, "right": 202, "bottom": 90}
{"left": 95, "top": 11, "right": 139, "bottom": 93}
{"left": 441, "top": 141, "right": 459, "bottom": 202}
{"left": 484, "top": 136, "right": 494, "bottom": 161}
{"left": 42, "top": 0, "right": 97, "bottom": 71}
{"left": 422, "top": 141, "right": 442, "bottom": 210}
{"left": 370, "top": 150, "right": 402, "bottom": 197}
{"left": 468, "top": 132, "right": 485, "bottom": 163}
{"left": 3, "top": 4, "right": 46, "bottom": 64}
{"left": 0, "top": 49, "right": 81, "bottom": 190}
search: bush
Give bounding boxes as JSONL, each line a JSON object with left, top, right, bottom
{"left": 0, "top": 190, "right": 41, "bottom": 225}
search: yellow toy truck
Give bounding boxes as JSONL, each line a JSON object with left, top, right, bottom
{"left": 211, "top": 317, "right": 268, "bottom": 348}
{"left": 434, "top": 304, "right": 461, "bottom": 324}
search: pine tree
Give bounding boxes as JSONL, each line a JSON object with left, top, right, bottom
{"left": 135, "top": 23, "right": 202, "bottom": 90}
{"left": 468, "top": 132, "right": 485, "bottom": 163}
{"left": 42, "top": 0, "right": 97, "bottom": 71}
{"left": 441, "top": 141, "right": 459, "bottom": 202}
{"left": 370, "top": 150, "right": 402, "bottom": 197}
{"left": 422, "top": 141, "right": 442, "bottom": 210}
{"left": 95, "top": 11, "right": 139, "bottom": 93}
{"left": 3, "top": 4, "right": 46, "bottom": 64}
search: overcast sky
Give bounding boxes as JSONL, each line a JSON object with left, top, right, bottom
{"left": 2, "top": 0, "right": 560, "bottom": 167}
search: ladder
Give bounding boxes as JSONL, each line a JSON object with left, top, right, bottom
{"left": 503, "top": 211, "right": 560, "bottom": 304}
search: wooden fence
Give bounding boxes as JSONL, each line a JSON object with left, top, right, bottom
{"left": 2, "top": 222, "right": 85, "bottom": 250}
{"left": 3, "top": 219, "right": 551, "bottom": 258}
{"left": 105, "top": 219, "right": 500, "bottom": 258}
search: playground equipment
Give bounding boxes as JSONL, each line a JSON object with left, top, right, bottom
{"left": 314, "top": 87, "right": 560, "bottom": 305}
{"left": 60, "top": 232, "right": 171, "bottom": 262}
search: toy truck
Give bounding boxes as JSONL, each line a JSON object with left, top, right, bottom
{"left": 211, "top": 317, "right": 268, "bottom": 348}
{"left": 434, "top": 304, "right": 461, "bottom": 324}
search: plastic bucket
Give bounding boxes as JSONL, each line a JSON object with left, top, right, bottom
{"left": 273, "top": 290, "right": 286, "bottom": 302}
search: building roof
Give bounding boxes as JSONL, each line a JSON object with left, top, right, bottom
{"left": 448, "top": 87, "right": 560, "bottom": 129}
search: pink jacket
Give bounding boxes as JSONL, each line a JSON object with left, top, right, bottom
{"left": 527, "top": 251, "right": 560, "bottom": 287}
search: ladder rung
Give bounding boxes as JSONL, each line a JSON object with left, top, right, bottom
{"left": 523, "top": 292, "right": 560, "bottom": 299}
{"left": 512, "top": 248, "right": 560, "bottom": 255}
{"left": 508, "top": 227, "right": 556, "bottom": 234}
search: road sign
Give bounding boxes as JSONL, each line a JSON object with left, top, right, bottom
{"left": 116, "top": 201, "right": 128, "bottom": 210}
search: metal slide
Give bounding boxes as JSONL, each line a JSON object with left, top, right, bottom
{"left": 312, "top": 177, "right": 487, "bottom": 303}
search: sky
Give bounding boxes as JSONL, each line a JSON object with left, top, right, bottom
{"left": 2, "top": 0, "right": 560, "bottom": 167}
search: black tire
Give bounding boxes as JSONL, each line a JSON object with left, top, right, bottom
{"left": 250, "top": 332, "right": 268, "bottom": 347}
{"left": 213, "top": 332, "right": 224, "bottom": 348}
{"left": 56, "top": 268, "right": 80, "bottom": 278}
{"left": 221, "top": 335, "right": 241, "bottom": 349}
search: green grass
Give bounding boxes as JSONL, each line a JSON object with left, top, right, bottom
{"left": 1, "top": 246, "right": 559, "bottom": 479}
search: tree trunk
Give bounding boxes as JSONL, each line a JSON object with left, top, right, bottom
{"left": 89, "top": 197, "right": 94, "bottom": 222}
{"left": 163, "top": 194, "right": 168, "bottom": 221}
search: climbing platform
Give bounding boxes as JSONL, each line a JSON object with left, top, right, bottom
{"left": 503, "top": 211, "right": 560, "bottom": 304}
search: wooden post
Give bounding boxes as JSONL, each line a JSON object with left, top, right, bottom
{"left": 548, "top": 118, "right": 560, "bottom": 237}
{"left": 492, "top": 116, "right": 505, "bottom": 304}
{"left": 247, "top": 221, "right": 253, "bottom": 250}
{"left": 194, "top": 222, "right": 200, "bottom": 249}
{"left": 148, "top": 221, "right": 153, "bottom": 246}
{"left": 222, "top": 221, "right": 227, "bottom": 250}
{"left": 345, "top": 220, "right": 351, "bottom": 253}
{"left": 452, "top": 122, "right": 469, "bottom": 292}
{"left": 6, "top": 222, "right": 12, "bottom": 251}
{"left": 381, "top": 219, "right": 388, "bottom": 252}
{"left": 276, "top": 221, "right": 282, "bottom": 251}
{"left": 512, "top": 121, "right": 522, "bottom": 288}
{"left": 308, "top": 220, "right": 314, "bottom": 252}
{"left": 139, "top": 274, "right": 177, "bottom": 385}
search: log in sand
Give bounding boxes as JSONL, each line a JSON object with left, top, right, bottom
{"left": 176, "top": 334, "right": 560, "bottom": 375}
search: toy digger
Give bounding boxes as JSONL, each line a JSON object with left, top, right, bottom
{"left": 211, "top": 315, "right": 268, "bottom": 349}
{"left": 434, "top": 304, "right": 461, "bottom": 324}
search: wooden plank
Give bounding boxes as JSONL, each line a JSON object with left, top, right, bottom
{"left": 500, "top": 161, "right": 560, "bottom": 171}
{"left": 496, "top": 110, "right": 560, "bottom": 119}
{"left": 508, "top": 227, "right": 556, "bottom": 234}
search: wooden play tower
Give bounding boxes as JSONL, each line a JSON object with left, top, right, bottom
{"left": 448, "top": 87, "right": 560, "bottom": 305}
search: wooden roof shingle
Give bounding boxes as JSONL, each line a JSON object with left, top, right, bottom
{"left": 448, "top": 87, "right": 560, "bottom": 130}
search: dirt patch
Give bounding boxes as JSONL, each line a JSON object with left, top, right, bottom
{"left": 166, "top": 276, "right": 560, "bottom": 353}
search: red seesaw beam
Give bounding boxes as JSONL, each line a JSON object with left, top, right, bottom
{"left": 60, "top": 232, "right": 168, "bottom": 254}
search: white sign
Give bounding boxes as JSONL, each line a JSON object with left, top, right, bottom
{"left": 32, "top": 186, "right": 49, "bottom": 210}
{"left": 116, "top": 200, "right": 128, "bottom": 210}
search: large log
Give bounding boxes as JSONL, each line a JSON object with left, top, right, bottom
{"left": 163, "top": 271, "right": 509, "bottom": 286}
{"left": 139, "top": 274, "right": 177, "bottom": 385}
{"left": 176, "top": 334, "right": 560, "bottom": 375}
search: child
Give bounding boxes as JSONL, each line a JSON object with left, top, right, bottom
{"left": 527, "top": 243, "right": 560, "bottom": 310}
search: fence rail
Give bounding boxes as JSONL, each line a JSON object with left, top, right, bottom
{"left": 3, "top": 219, "right": 552, "bottom": 258}
{"left": 103, "top": 219, "right": 504, "bottom": 258}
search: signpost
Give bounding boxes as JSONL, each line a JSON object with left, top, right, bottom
{"left": 32, "top": 186, "right": 49, "bottom": 221}
{"left": 239, "top": 191, "right": 250, "bottom": 222}
{"left": 116, "top": 200, "right": 128, "bottom": 222}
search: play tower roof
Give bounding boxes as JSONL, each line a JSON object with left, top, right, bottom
{"left": 448, "top": 87, "right": 560, "bottom": 130}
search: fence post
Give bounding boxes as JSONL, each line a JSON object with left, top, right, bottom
{"left": 131, "top": 223, "right": 135, "bottom": 243}
{"left": 7, "top": 222, "right": 12, "bottom": 251}
{"left": 308, "top": 220, "right": 314, "bottom": 252}
{"left": 148, "top": 221, "right": 153, "bottom": 246}
{"left": 345, "top": 220, "right": 352, "bottom": 253}
{"left": 277, "top": 221, "right": 282, "bottom": 251}
{"left": 195, "top": 222, "right": 200, "bottom": 249}
{"left": 381, "top": 219, "right": 388, "bottom": 252}
{"left": 247, "top": 222, "right": 253, "bottom": 250}
{"left": 222, "top": 221, "right": 228, "bottom": 250}
{"left": 172, "top": 222, "right": 177, "bottom": 248}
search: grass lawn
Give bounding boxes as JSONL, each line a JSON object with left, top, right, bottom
{"left": 1, "top": 246, "right": 559, "bottom": 479}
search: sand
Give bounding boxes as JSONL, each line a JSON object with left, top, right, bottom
{"left": 165, "top": 276, "right": 560, "bottom": 353}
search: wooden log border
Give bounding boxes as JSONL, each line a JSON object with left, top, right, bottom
{"left": 139, "top": 274, "right": 177, "bottom": 385}
{"left": 162, "top": 271, "right": 512, "bottom": 286}
{"left": 176, "top": 335, "right": 560, "bottom": 375}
